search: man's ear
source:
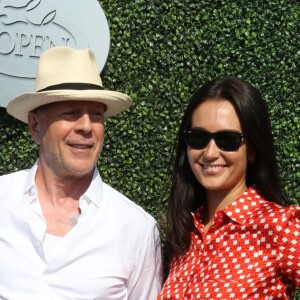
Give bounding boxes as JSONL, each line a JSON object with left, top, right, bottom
{"left": 28, "top": 111, "right": 41, "bottom": 145}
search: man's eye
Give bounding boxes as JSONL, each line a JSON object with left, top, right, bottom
{"left": 64, "top": 111, "right": 76, "bottom": 115}
{"left": 61, "top": 111, "right": 77, "bottom": 117}
{"left": 59, "top": 111, "right": 79, "bottom": 120}
{"left": 90, "top": 112, "right": 104, "bottom": 119}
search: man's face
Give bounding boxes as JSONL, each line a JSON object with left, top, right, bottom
{"left": 28, "top": 100, "right": 105, "bottom": 179}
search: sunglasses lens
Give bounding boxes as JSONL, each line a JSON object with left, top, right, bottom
{"left": 185, "top": 130, "right": 210, "bottom": 149}
{"left": 215, "top": 132, "right": 242, "bottom": 151}
{"left": 185, "top": 130, "right": 244, "bottom": 151}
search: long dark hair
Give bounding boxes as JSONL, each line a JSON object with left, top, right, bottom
{"left": 166, "top": 76, "right": 287, "bottom": 260}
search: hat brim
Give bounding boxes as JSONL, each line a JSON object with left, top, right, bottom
{"left": 7, "top": 89, "right": 132, "bottom": 123}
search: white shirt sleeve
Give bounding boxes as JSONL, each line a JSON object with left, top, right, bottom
{"left": 127, "top": 222, "right": 163, "bottom": 300}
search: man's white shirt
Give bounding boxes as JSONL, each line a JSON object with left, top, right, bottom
{"left": 0, "top": 164, "right": 163, "bottom": 299}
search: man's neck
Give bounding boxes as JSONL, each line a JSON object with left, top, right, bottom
{"left": 33, "top": 163, "right": 93, "bottom": 236}
{"left": 34, "top": 162, "right": 93, "bottom": 203}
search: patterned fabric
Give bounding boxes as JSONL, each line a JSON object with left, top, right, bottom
{"left": 158, "top": 187, "right": 300, "bottom": 299}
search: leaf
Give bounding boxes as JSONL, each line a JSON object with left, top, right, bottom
{"left": 41, "top": 10, "right": 56, "bottom": 25}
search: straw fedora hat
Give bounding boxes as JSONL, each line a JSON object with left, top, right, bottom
{"left": 7, "top": 46, "right": 132, "bottom": 123}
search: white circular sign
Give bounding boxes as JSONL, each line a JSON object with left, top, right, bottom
{"left": 0, "top": 0, "right": 110, "bottom": 107}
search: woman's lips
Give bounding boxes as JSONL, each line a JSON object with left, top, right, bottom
{"left": 200, "top": 164, "right": 227, "bottom": 175}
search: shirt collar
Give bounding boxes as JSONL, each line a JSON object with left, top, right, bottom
{"left": 23, "top": 162, "right": 103, "bottom": 208}
{"left": 82, "top": 168, "right": 103, "bottom": 208}
{"left": 193, "top": 187, "right": 262, "bottom": 226}
{"left": 222, "top": 186, "right": 262, "bottom": 225}
{"left": 23, "top": 161, "right": 38, "bottom": 196}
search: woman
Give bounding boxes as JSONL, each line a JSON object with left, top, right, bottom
{"left": 157, "top": 76, "right": 300, "bottom": 299}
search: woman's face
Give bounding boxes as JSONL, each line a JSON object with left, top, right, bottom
{"left": 187, "top": 99, "right": 251, "bottom": 197}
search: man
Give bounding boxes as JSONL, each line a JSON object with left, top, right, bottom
{"left": 0, "top": 46, "right": 162, "bottom": 299}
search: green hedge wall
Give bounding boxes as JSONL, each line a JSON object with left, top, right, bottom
{"left": 0, "top": 0, "right": 299, "bottom": 295}
{"left": 100, "top": 0, "right": 300, "bottom": 211}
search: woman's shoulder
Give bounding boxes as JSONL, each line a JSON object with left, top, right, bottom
{"left": 246, "top": 187, "right": 300, "bottom": 224}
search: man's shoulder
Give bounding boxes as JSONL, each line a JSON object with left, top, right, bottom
{"left": 102, "top": 182, "right": 156, "bottom": 225}
{"left": 0, "top": 169, "right": 29, "bottom": 186}
{"left": 0, "top": 169, "right": 30, "bottom": 208}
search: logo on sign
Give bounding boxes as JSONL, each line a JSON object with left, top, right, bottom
{"left": 0, "top": 0, "right": 88, "bottom": 78}
{"left": 0, "top": 0, "right": 110, "bottom": 107}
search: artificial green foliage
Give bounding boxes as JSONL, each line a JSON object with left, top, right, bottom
{"left": 0, "top": 109, "right": 38, "bottom": 173}
{"left": 98, "top": 0, "right": 299, "bottom": 209}
{"left": 0, "top": 0, "right": 299, "bottom": 295}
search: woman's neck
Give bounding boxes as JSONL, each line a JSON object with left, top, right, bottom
{"left": 203, "top": 183, "right": 248, "bottom": 233}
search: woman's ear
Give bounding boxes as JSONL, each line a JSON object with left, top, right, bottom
{"left": 247, "top": 144, "right": 255, "bottom": 164}
{"left": 28, "top": 111, "right": 42, "bottom": 145}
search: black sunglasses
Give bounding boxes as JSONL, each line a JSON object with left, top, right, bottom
{"left": 183, "top": 128, "right": 247, "bottom": 151}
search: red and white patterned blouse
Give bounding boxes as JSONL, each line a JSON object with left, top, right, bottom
{"left": 157, "top": 187, "right": 300, "bottom": 299}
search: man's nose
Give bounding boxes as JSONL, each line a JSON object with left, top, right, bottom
{"left": 75, "top": 113, "right": 92, "bottom": 133}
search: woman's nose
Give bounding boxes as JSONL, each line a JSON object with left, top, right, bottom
{"left": 203, "top": 138, "right": 220, "bottom": 160}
